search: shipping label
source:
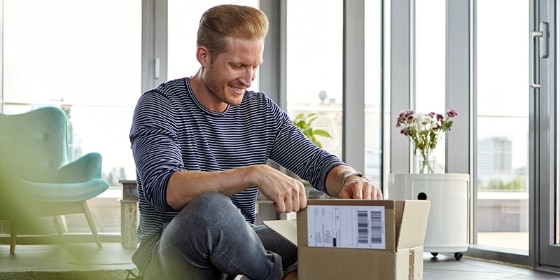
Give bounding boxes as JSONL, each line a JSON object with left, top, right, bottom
{"left": 307, "top": 205, "right": 386, "bottom": 249}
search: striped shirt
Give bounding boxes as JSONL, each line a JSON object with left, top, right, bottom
{"left": 129, "top": 77, "right": 344, "bottom": 271}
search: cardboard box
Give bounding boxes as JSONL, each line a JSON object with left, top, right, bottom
{"left": 264, "top": 199, "right": 430, "bottom": 280}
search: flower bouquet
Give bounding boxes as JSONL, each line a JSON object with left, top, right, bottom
{"left": 396, "top": 108, "right": 458, "bottom": 173}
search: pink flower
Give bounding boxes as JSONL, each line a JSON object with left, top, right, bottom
{"left": 447, "top": 108, "right": 458, "bottom": 118}
{"left": 395, "top": 108, "right": 458, "bottom": 153}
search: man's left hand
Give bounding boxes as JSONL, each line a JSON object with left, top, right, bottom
{"left": 338, "top": 176, "right": 383, "bottom": 200}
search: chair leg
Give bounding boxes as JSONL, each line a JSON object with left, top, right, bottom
{"left": 52, "top": 216, "right": 64, "bottom": 237}
{"left": 9, "top": 220, "right": 16, "bottom": 255}
{"left": 81, "top": 201, "right": 102, "bottom": 249}
{"left": 57, "top": 215, "right": 69, "bottom": 233}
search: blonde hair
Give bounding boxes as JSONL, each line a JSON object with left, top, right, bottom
{"left": 197, "top": 4, "right": 269, "bottom": 56}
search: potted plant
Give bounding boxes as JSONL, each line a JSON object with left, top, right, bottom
{"left": 396, "top": 108, "right": 458, "bottom": 173}
{"left": 292, "top": 112, "right": 332, "bottom": 148}
{"left": 390, "top": 108, "right": 469, "bottom": 260}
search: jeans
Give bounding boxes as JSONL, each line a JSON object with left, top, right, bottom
{"left": 143, "top": 192, "right": 297, "bottom": 280}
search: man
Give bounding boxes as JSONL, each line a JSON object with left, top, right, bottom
{"left": 129, "top": 4, "right": 383, "bottom": 280}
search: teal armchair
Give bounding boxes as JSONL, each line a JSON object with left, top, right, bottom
{"left": 0, "top": 106, "right": 110, "bottom": 254}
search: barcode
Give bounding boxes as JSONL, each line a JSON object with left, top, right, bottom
{"left": 370, "top": 210, "right": 383, "bottom": 244}
{"left": 357, "top": 210, "right": 369, "bottom": 244}
{"left": 356, "top": 210, "right": 383, "bottom": 246}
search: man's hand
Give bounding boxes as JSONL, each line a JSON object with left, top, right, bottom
{"left": 338, "top": 175, "right": 383, "bottom": 200}
{"left": 254, "top": 165, "right": 307, "bottom": 213}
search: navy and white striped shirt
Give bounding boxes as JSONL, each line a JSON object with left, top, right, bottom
{"left": 129, "top": 77, "right": 343, "bottom": 271}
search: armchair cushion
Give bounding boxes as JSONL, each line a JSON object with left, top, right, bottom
{"left": 0, "top": 106, "right": 110, "bottom": 252}
{"left": 0, "top": 106, "right": 110, "bottom": 204}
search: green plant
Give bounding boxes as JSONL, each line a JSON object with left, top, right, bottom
{"left": 292, "top": 112, "right": 332, "bottom": 148}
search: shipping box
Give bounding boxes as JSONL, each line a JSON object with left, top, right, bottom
{"left": 264, "top": 199, "right": 430, "bottom": 280}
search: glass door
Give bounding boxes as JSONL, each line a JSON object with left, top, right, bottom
{"left": 535, "top": 0, "right": 560, "bottom": 269}
{"left": 476, "top": 0, "right": 530, "bottom": 254}
{"left": 477, "top": 0, "right": 560, "bottom": 270}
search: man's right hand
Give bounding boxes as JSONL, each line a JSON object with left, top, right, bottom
{"left": 252, "top": 165, "right": 307, "bottom": 213}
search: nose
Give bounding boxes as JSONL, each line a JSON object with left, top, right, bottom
{"left": 238, "top": 67, "right": 255, "bottom": 87}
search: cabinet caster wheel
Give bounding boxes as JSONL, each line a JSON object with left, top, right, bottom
{"left": 431, "top": 252, "right": 438, "bottom": 258}
{"left": 454, "top": 252, "right": 463, "bottom": 260}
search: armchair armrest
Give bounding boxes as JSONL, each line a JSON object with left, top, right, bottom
{"left": 57, "top": 152, "right": 103, "bottom": 182}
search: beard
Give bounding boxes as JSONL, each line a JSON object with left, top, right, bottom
{"left": 202, "top": 63, "right": 244, "bottom": 107}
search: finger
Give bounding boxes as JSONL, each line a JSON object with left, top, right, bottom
{"left": 299, "top": 186, "right": 307, "bottom": 209}
{"left": 284, "top": 194, "right": 293, "bottom": 213}
{"left": 274, "top": 200, "right": 286, "bottom": 213}
{"left": 339, "top": 187, "right": 351, "bottom": 199}
{"left": 353, "top": 185, "right": 363, "bottom": 199}
{"left": 291, "top": 190, "right": 300, "bottom": 212}
{"left": 369, "top": 186, "right": 381, "bottom": 200}
{"left": 362, "top": 184, "right": 373, "bottom": 200}
{"left": 371, "top": 184, "right": 383, "bottom": 200}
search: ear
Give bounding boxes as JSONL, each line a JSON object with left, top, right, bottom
{"left": 196, "top": 46, "right": 211, "bottom": 67}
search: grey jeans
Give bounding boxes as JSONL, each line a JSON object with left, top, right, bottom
{"left": 143, "top": 192, "right": 297, "bottom": 280}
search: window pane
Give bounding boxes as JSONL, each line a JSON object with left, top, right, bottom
{"left": 2, "top": 0, "right": 141, "bottom": 234}
{"left": 415, "top": 0, "right": 446, "bottom": 172}
{"left": 286, "top": 0, "right": 343, "bottom": 158}
{"left": 365, "top": 1, "right": 384, "bottom": 187}
{"left": 476, "top": 0, "right": 529, "bottom": 253}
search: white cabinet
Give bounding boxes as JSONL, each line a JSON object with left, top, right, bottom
{"left": 388, "top": 173, "right": 470, "bottom": 260}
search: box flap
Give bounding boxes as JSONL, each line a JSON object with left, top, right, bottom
{"left": 397, "top": 200, "right": 431, "bottom": 248}
{"left": 263, "top": 219, "right": 297, "bottom": 245}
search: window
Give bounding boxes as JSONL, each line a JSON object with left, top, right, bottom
{"left": 415, "top": 0, "right": 446, "bottom": 171}
{"left": 2, "top": 0, "right": 141, "bottom": 234}
{"left": 364, "top": 1, "right": 384, "bottom": 187}
{"left": 476, "top": 0, "right": 529, "bottom": 253}
{"left": 286, "top": 0, "right": 343, "bottom": 158}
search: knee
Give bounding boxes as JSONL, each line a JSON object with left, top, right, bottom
{"left": 187, "top": 192, "right": 237, "bottom": 214}
{"left": 191, "top": 192, "right": 232, "bottom": 208}
{"left": 176, "top": 192, "right": 243, "bottom": 228}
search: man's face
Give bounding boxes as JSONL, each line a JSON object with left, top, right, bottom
{"left": 201, "top": 37, "right": 264, "bottom": 110}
